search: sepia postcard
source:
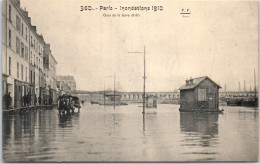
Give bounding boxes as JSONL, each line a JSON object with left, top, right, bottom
{"left": 1, "top": 0, "right": 259, "bottom": 162}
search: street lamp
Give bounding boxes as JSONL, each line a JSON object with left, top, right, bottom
{"left": 127, "top": 46, "right": 146, "bottom": 115}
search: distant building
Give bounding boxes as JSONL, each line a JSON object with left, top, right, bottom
{"left": 103, "top": 92, "right": 121, "bottom": 105}
{"left": 146, "top": 95, "right": 157, "bottom": 108}
{"left": 57, "top": 81, "right": 71, "bottom": 95}
{"left": 179, "top": 76, "right": 221, "bottom": 112}
{"left": 57, "top": 75, "right": 76, "bottom": 91}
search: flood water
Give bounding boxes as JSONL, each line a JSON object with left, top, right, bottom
{"left": 2, "top": 104, "right": 258, "bottom": 162}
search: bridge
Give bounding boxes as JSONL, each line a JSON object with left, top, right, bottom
{"left": 72, "top": 90, "right": 257, "bottom": 102}
{"left": 119, "top": 92, "right": 179, "bottom": 100}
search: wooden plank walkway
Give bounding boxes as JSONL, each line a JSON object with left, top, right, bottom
{"left": 3, "top": 104, "right": 58, "bottom": 113}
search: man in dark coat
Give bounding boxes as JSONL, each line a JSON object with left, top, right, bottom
{"left": 27, "top": 93, "right": 31, "bottom": 106}
{"left": 34, "top": 95, "right": 37, "bottom": 106}
{"left": 4, "top": 92, "right": 12, "bottom": 110}
{"left": 38, "top": 96, "right": 41, "bottom": 105}
{"left": 49, "top": 97, "right": 53, "bottom": 105}
{"left": 23, "top": 95, "right": 26, "bottom": 107}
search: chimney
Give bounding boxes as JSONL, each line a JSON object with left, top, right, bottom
{"left": 189, "top": 77, "right": 193, "bottom": 85}
{"left": 244, "top": 80, "right": 246, "bottom": 91}
{"left": 186, "top": 79, "right": 189, "bottom": 86}
{"left": 32, "top": 26, "right": 37, "bottom": 32}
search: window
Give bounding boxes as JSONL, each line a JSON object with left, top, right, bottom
{"left": 31, "top": 36, "right": 33, "bottom": 47}
{"left": 8, "top": 5, "right": 11, "bottom": 22}
{"left": 34, "top": 40, "right": 35, "bottom": 49}
{"left": 198, "top": 89, "right": 207, "bottom": 101}
{"left": 8, "top": 29, "right": 11, "bottom": 47}
{"left": 16, "top": 37, "right": 20, "bottom": 54}
{"left": 25, "top": 46, "right": 28, "bottom": 60}
{"left": 21, "top": 23, "right": 23, "bottom": 35}
{"left": 16, "top": 15, "right": 21, "bottom": 32}
{"left": 26, "top": 28, "right": 28, "bottom": 41}
{"left": 30, "top": 52, "right": 32, "bottom": 63}
{"left": 33, "top": 72, "right": 35, "bottom": 83}
{"left": 25, "top": 67, "right": 27, "bottom": 82}
{"left": 21, "top": 42, "right": 24, "bottom": 57}
{"left": 30, "top": 70, "right": 32, "bottom": 83}
{"left": 39, "top": 74, "right": 41, "bottom": 86}
{"left": 8, "top": 57, "right": 11, "bottom": 75}
{"left": 36, "top": 57, "right": 38, "bottom": 68}
{"left": 21, "top": 65, "right": 23, "bottom": 80}
{"left": 34, "top": 54, "right": 35, "bottom": 65}
{"left": 17, "top": 63, "right": 19, "bottom": 79}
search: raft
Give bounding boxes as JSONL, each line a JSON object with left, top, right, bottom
{"left": 179, "top": 108, "right": 224, "bottom": 113}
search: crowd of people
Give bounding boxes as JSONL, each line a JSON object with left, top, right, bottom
{"left": 58, "top": 94, "right": 81, "bottom": 112}
{"left": 3, "top": 92, "right": 54, "bottom": 110}
{"left": 58, "top": 95, "right": 74, "bottom": 111}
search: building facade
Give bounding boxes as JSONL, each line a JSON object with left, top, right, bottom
{"left": 57, "top": 81, "right": 71, "bottom": 95}
{"left": 2, "top": 0, "right": 58, "bottom": 109}
{"left": 43, "top": 43, "right": 58, "bottom": 105}
{"left": 179, "top": 76, "right": 221, "bottom": 112}
{"left": 57, "top": 75, "right": 76, "bottom": 92}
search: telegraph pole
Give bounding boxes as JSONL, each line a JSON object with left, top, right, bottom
{"left": 114, "top": 73, "right": 116, "bottom": 109}
{"left": 244, "top": 80, "right": 246, "bottom": 92}
{"left": 254, "top": 68, "right": 256, "bottom": 97}
{"left": 127, "top": 46, "right": 146, "bottom": 115}
{"left": 143, "top": 46, "right": 146, "bottom": 115}
{"left": 104, "top": 81, "right": 106, "bottom": 106}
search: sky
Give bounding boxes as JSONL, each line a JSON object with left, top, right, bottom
{"left": 20, "top": 0, "right": 258, "bottom": 92}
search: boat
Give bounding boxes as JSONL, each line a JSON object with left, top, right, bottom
{"left": 242, "top": 69, "right": 258, "bottom": 107}
{"left": 179, "top": 108, "right": 224, "bottom": 113}
{"left": 98, "top": 101, "right": 128, "bottom": 106}
{"left": 90, "top": 101, "right": 99, "bottom": 104}
{"left": 226, "top": 99, "right": 243, "bottom": 106}
{"left": 242, "top": 97, "right": 258, "bottom": 107}
{"left": 57, "top": 94, "right": 80, "bottom": 114}
{"left": 72, "top": 96, "right": 81, "bottom": 108}
{"left": 226, "top": 69, "right": 258, "bottom": 108}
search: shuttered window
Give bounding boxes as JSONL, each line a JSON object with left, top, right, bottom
{"left": 16, "top": 15, "right": 21, "bottom": 32}
{"left": 198, "top": 89, "right": 207, "bottom": 101}
{"left": 16, "top": 37, "right": 20, "bottom": 54}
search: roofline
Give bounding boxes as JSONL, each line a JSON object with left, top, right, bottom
{"left": 10, "top": 0, "right": 45, "bottom": 44}
{"left": 179, "top": 76, "right": 222, "bottom": 90}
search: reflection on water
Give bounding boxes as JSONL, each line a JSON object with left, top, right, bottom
{"left": 180, "top": 113, "right": 219, "bottom": 161}
{"left": 180, "top": 113, "right": 219, "bottom": 147}
{"left": 2, "top": 104, "right": 258, "bottom": 162}
{"left": 58, "top": 112, "right": 80, "bottom": 128}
